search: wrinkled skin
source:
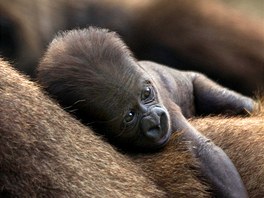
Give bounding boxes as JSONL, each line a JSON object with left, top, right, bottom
{"left": 37, "top": 27, "right": 254, "bottom": 197}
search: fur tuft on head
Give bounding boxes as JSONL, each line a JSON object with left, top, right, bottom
{"left": 37, "top": 27, "right": 142, "bottom": 117}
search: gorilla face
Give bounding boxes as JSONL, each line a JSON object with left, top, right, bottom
{"left": 93, "top": 77, "right": 171, "bottom": 151}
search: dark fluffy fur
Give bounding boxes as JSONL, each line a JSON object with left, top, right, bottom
{"left": 0, "top": 0, "right": 134, "bottom": 76}
{"left": 0, "top": 58, "right": 211, "bottom": 197}
{"left": 0, "top": 58, "right": 166, "bottom": 197}
{"left": 1, "top": 59, "right": 264, "bottom": 197}
{"left": 37, "top": 27, "right": 254, "bottom": 197}
{"left": 37, "top": 27, "right": 254, "bottom": 142}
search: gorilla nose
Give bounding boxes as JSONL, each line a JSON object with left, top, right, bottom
{"left": 141, "top": 107, "right": 167, "bottom": 141}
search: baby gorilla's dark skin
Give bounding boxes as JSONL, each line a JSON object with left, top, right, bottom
{"left": 38, "top": 27, "right": 253, "bottom": 198}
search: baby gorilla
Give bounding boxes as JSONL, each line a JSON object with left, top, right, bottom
{"left": 38, "top": 27, "right": 253, "bottom": 197}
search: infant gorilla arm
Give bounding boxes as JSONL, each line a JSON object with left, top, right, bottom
{"left": 139, "top": 60, "right": 254, "bottom": 117}
{"left": 38, "top": 27, "right": 253, "bottom": 197}
{"left": 138, "top": 61, "right": 253, "bottom": 198}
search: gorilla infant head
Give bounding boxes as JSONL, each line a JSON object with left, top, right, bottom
{"left": 38, "top": 27, "right": 171, "bottom": 150}
{"left": 38, "top": 28, "right": 252, "bottom": 196}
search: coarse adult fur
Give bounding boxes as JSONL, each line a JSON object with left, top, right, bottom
{"left": 134, "top": 102, "right": 264, "bottom": 197}
{"left": 0, "top": 58, "right": 166, "bottom": 197}
{"left": 37, "top": 27, "right": 252, "bottom": 197}
{"left": 1, "top": 59, "right": 264, "bottom": 197}
{"left": 189, "top": 102, "right": 264, "bottom": 197}
{"left": 0, "top": 58, "right": 212, "bottom": 197}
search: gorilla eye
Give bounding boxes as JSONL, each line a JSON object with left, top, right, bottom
{"left": 124, "top": 111, "right": 135, "bottom": 123}
{"left": 141, "top": 86, "right": 151, "bottom": 100}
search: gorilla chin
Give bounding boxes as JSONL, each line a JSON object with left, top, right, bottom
{"left": 135, "top": 131, "right": 171, "bottom": 151}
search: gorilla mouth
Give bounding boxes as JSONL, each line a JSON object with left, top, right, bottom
{"left": 145, "top": 129, "right": 171, "bottom": 150}
{"left": 157, "top": 127, "right": 171, "bottom": 146}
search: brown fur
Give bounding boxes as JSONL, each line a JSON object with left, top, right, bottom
{"left": 37, "top": 27, "right": 252, "bottom": 197}
{"left": 190, "top": 105, "right": 264, "bottom": 197}
{"left": 0, "top": 59, "right": 212, "bottom": 197}
{"left": 0, "top": 58, "right": 167, "bottom": 197}
{"left": 1, "top": 59, "right": 264, "bottom": 197}
{"left": 132, "top": 136, "right": 211, "bottom": 197}
{"left": 138, "top": 105, "right": 264, "bottom": 198}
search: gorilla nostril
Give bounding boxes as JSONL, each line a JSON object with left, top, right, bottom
{"left": 145, "top": 126, "right": 161, "bottom": 140}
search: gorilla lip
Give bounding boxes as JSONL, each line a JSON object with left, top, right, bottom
{"left": 152, "top": 112, "right": 171, "bottom": 148}
{"left": 157, "top": 130, "right": 171, "bottom": 147}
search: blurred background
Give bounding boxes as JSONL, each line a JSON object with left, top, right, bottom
{"left": 221, "top": 0, "right": 264, "bottom": 18}
{"left": 0, "top": 0, "right": 263, "bottom": 96}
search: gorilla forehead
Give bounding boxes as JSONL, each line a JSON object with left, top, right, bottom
{"left": 55, "top": 27, "right": 148, "bottom": 99}
{"left": 102, "top": 70, "right": 148, "bottom": 108}
{"left": 40, "top": 27, "right": 155, "bottom": 119}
